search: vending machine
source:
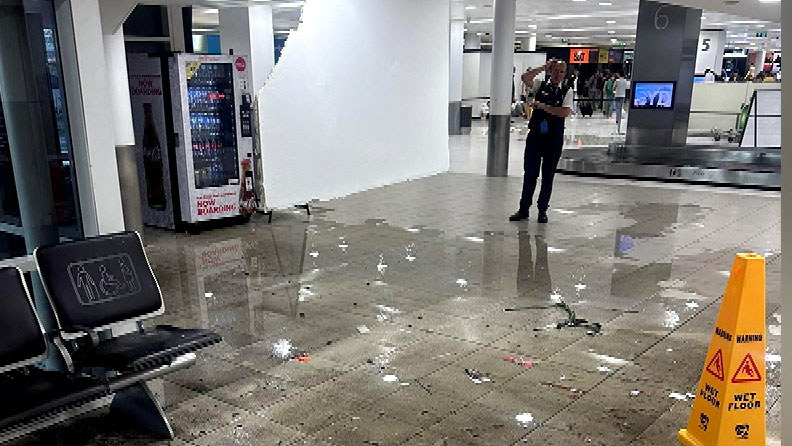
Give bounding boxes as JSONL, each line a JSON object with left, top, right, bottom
{"left": 128, "top": 53, "right": 256, "bottom": 230}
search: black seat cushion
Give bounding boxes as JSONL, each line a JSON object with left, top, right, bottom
{"left": 0, "top": 369, "right": 107, "bottom": 430}
{"left": 72, "top": 325, "right": 221, "bottom": 372}
{"left": 0, "top": 268, "right": 47, "bottom": 371}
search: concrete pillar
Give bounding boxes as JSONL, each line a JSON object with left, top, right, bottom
{"left": 219, "top": 6, "right": 275, "bottom": 95}
{"left": 56, "top": 0, "right": 125, "bottom": 236}
{"left": 486, "top": 0, "right": 516, "bottom": 177}
{"left": 449, "top": 20, "right": 464, "bottom": 135}
{"left": 626, "top": 0, "right": 701, "bottom": 146}
{"left": 465, "top": 32, "right": 482, "bottom": 50}
{"left": 103, "top": 29, "right": 144, "bottom": 239}
{"left": 0, "top": 4, "right": 62, "bottom": 367}
{"left": 526, "top": 34, "right": 537, "bottom": 51}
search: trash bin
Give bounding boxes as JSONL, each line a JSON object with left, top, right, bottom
{"left": 460, "top": 105, "right": 473, "bottom": 128}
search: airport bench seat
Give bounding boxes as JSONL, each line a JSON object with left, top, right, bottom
{"left": 72, "top": 324, "right": 221, "bottom": 372}
{"left": 0, "top": 232, "right": 222, "bottom": 442}
{"left": 0, "top": 368, "right": 108, "bottom": 431}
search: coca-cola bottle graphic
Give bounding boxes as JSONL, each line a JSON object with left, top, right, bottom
{"left": 142, "top": 103, "right": 166, "bottom": 210}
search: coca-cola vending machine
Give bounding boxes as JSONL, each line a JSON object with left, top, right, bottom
{"left": 128, "top": 53, "right": 256, "bottom": 230}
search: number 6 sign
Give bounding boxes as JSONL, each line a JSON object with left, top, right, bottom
{"left": 654, "top": 5, "right": 669, "bottom": 30}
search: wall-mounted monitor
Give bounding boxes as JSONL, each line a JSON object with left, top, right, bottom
{"left": 631, "top": 82, "right": 675, "bottom": 109}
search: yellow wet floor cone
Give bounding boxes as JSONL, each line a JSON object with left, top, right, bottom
{"left": 678, "top": 253, "right": 766, "bottom": 446}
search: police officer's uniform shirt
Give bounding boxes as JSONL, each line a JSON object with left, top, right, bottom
{"left": 528, "top": 81, "right": 572, "bottom": 135}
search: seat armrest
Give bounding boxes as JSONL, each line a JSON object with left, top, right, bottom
{"left": 49, "top": 326, "right": 100, "bottom": 347}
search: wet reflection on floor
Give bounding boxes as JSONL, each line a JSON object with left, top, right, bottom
{"left": 11, "top": 174, "right": 781, "bottom": 446}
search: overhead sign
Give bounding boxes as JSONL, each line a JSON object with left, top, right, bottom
{"left": 598, "top": 48, "right": 609, "bottom": 63}
{"left": 695, "top": 29, "right": 727, "bottom": 75}
{"left": 569, "top": 48, "right": 592, "bottom": 63}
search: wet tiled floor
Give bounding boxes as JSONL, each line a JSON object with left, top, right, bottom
{"left": 11, "top": 122, "right": 781, "bottom": 445}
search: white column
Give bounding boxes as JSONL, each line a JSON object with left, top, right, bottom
{"left": 465, "top": 32, "right": 481, "bottom": 50}
{"left": 103, "top": 30, "right": 134, "bottom": 146}
{"left": 449, "top": 20, "right": 464, "bottom": 134}
{"left": 486, "top": 0, "right": 516, "bottom": 177}
{"left": 103, "top": 29, "right": 144, "bottom": 237}
{"left": 219, "top": 6, "right": 275, "bottom": 94}
{"left": 56, "top": 0, "right": 125, "bottom": 236}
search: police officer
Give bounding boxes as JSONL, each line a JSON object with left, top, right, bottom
{"left": 510, "top": 59, "right": 573, "bottom": 223}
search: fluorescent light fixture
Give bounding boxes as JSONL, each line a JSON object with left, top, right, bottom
{"left": 606, "top": 20, "right": 616, "bottom": 24}
{"left": 274, "top": 1, "right": 304, "bottom": 8}
{"left": 465, "top": 5, "right": 477, "bottom": 9}
{"left": 545, "top": 34, "right": 553, "bottom": 37}
{"left": 528, "top": 24, "right": 537, "bottom": 28}
{"left": 608, "top": 30, "right": 616, "bottom": 33}
{"left": 202, "top": 8, "right": 218, "bottom": 13}
{"left": 516, "top": 30, "right": 529, "bottom": 34}
{"left": 611, "top": 38, "right": 618, "bottom": 42}
{"left": 599, "top": 2, "right": 612, "bottom": 4}
{"left": 756, "top": 24, "right": 765, "bottom": 27}
{"left": 469, "top": 20, "right": 485, "bottom": 24}
{"left": 757, "top": 0, "right": 780, "bottom": 3}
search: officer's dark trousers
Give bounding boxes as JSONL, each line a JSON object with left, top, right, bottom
{"left": 519, "top": 130, "right": 563, "bottom": 212}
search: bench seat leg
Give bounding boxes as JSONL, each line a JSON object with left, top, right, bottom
{"left": 110, "top": 381, "right": 174, "bottom": 439}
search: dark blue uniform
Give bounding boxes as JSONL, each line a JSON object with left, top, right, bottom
{"left": 519, "top": 80, "right": 570, "bottom": 213}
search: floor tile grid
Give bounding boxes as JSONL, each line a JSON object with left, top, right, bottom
{"left": 173, "top": 200, "right": 779, "bottom": 446}
{"left": 386, "top": 217, "right": 764, "bottom": 445}
{"left": 521, "top": 252, "right": 781, "bottom": 446}
{"left": 282, "top": 200, "right": 776, "bottom": 441}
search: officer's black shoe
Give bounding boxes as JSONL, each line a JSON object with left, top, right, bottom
{"left": 538, "top": 211, "right": 549, "bottom": 224}
{"left": 509, "top": 211, "right": 529, "bottom": 221}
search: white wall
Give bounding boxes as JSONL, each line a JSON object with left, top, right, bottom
{"left": 462, "top": 51, "right": 545, "bottom": 117}
{"left": 689, "top": 82, "right": 781, "bottom": 132}
{"left": 257, "top": 0, "right": 450, "bottom": 209}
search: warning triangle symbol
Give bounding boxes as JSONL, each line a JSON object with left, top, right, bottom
{"left": 705, "top": 349, "right": 725, "bottom": 381}
{"left": 731, "top": 353, "right": 762, "bottom": 383}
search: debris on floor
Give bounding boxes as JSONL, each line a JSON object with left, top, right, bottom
{"left": 356, "top": 325, "right": 371, "bottom": 334}
{"left": 669, "top": 392, "right": 696, "bottom": 401}
{"left": 505, "top": 300, "right": 602, "bottom": 336}
{"left": 541, "top": 382, "right": 586, "bottom": 399}
{"left": 465, "top": 368, "right": 492, "bottom": 384}
{"left": 503, "top": 356, "right": 534, "bottom": 367}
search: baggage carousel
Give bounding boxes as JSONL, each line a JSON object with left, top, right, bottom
{"left": 557, "top": 145, "right": 781, "bottom": 190}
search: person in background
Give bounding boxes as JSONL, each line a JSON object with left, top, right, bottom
{"left": 510, "top": 59, "right": 573, "bottom": 223}
{"left": 603, "top": 74, "right": 615, "bottom": 118}
{"left": 567, "top": 69, "right": 579, "bottom": 116}
{"left": 747, "top": 64, "right": 756, "bottom": 81}
{"left": 589, "top": 72, "right": 602, "bottom": 111}
{"left": 613, "top": 73, "right": 628, "bottom": 133}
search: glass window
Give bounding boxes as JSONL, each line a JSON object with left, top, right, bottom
{"left": 0, "top": 0, "right": 82, "bottom": 262}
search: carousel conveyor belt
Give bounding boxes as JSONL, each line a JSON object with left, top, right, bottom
{"left": 557, "top": 144, "right": 780, "bottom": 190}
